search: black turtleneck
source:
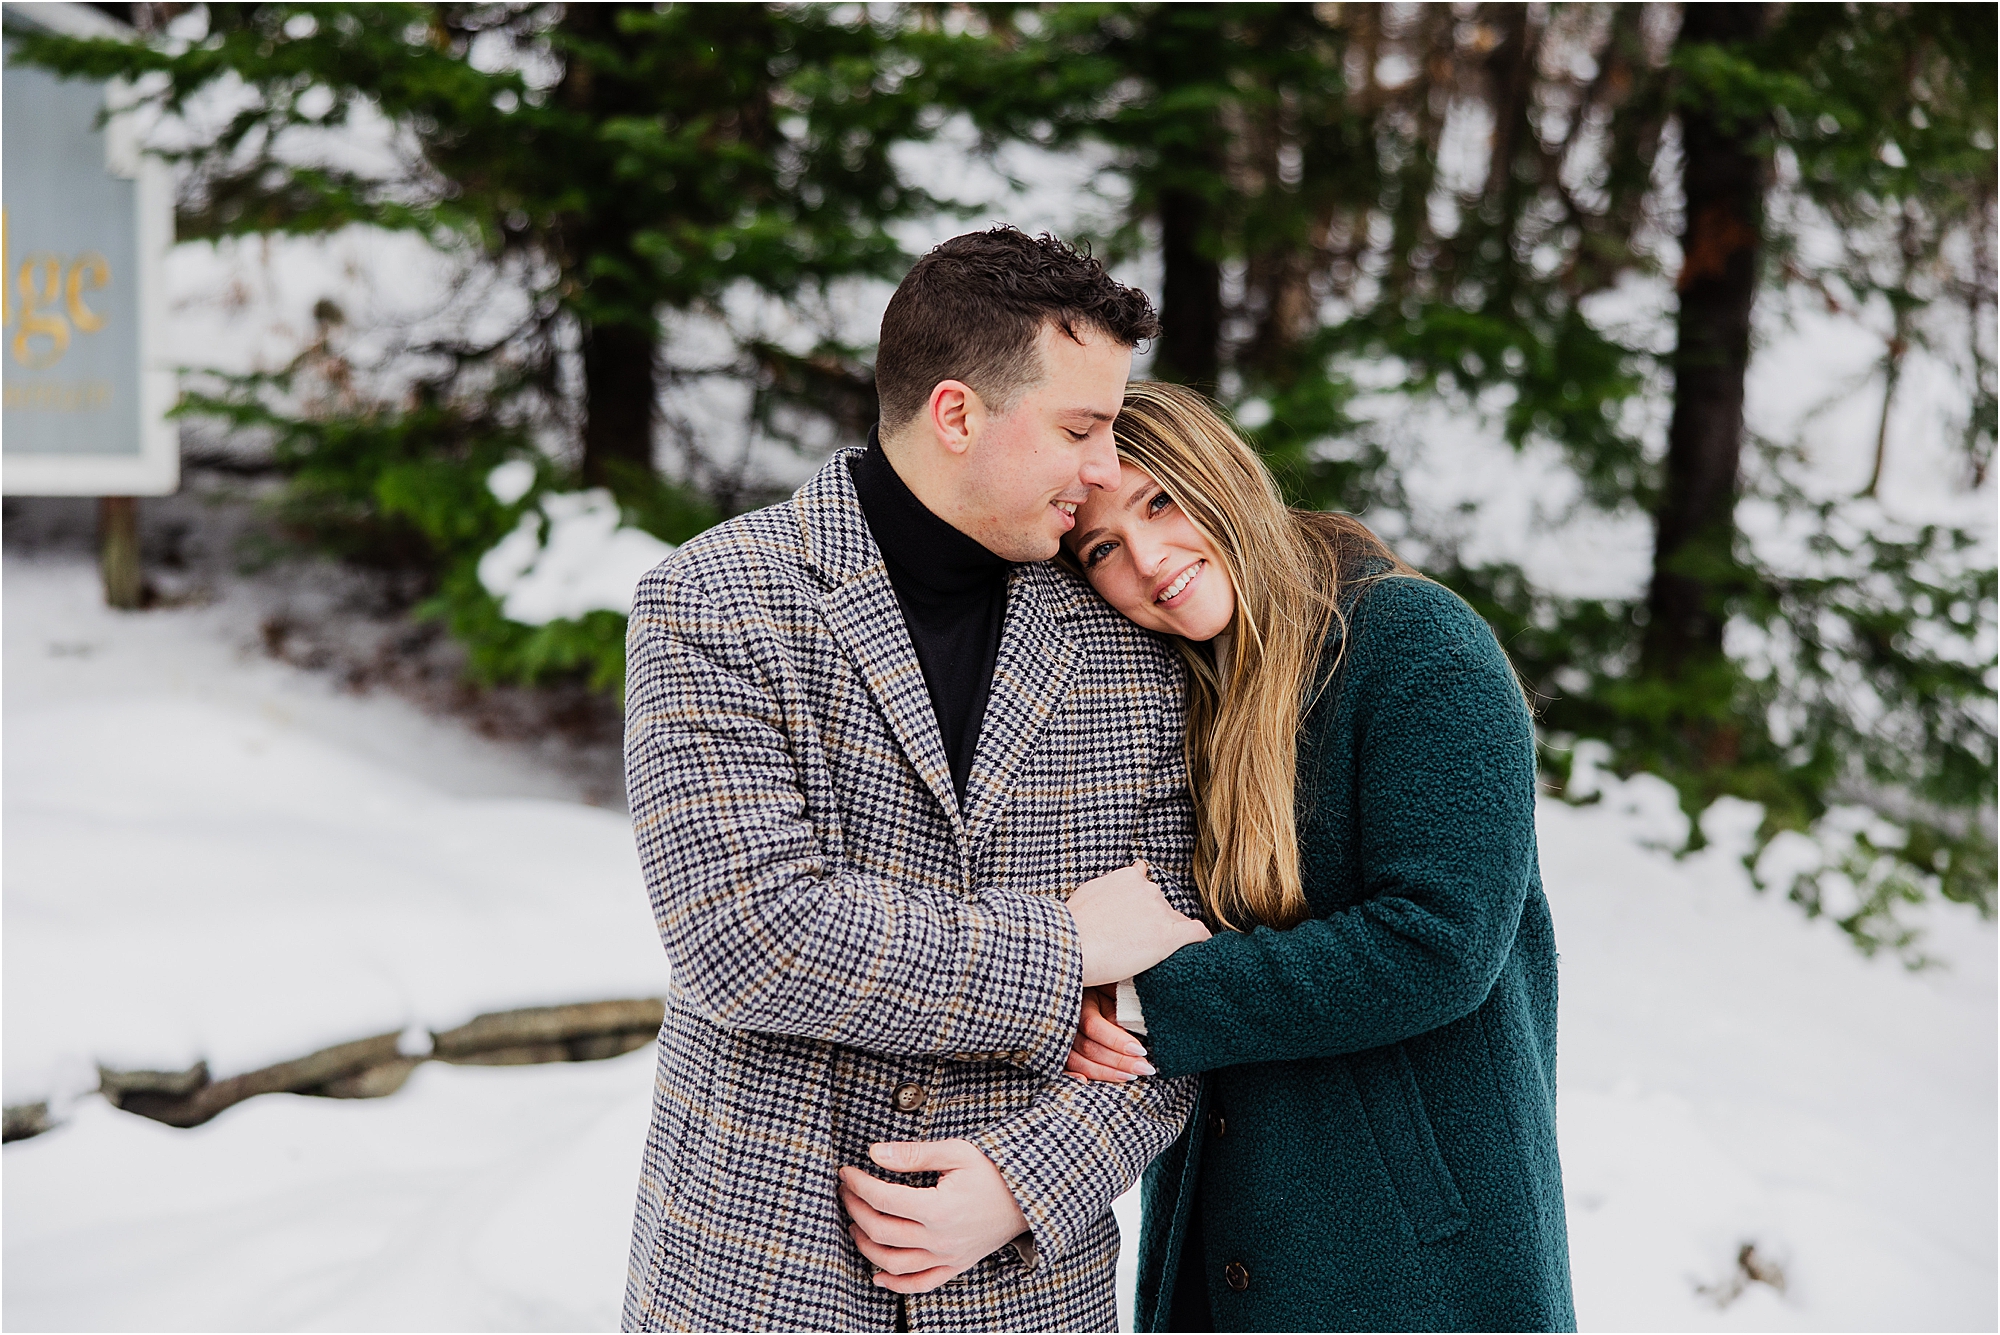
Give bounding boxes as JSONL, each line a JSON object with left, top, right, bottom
{"left": 850, "top": 431, "right": 1012, "bottom": 808}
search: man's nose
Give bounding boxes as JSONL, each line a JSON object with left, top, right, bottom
{"left": 1078, "top": 430, "right": 1120, "bottom": 491}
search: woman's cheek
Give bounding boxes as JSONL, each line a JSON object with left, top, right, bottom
{"left": 1087, "top": 568, "right": 1135, "bottom": 621}
{"left": 1115, "top": 576, "right": 1150, "bottom": 624}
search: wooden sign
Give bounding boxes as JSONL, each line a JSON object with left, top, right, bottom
{"left": 2, "top": 1, "right": 175, "bottom": 497}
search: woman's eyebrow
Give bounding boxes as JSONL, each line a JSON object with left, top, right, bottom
{"left": 1073, "top": 481, "right": 1157, "bottom": 551}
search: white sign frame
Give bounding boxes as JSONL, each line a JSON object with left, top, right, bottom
{"left": 2, "top": 0, "right": 176, "bottom": 496}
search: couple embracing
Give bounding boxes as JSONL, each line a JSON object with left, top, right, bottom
{"left": 619, "top": 228, "right": 1574, "bottom": 1333}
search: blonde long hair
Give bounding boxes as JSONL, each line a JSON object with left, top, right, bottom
{"left": 1107, "top": 382, "right": 1417, "bottom": 932}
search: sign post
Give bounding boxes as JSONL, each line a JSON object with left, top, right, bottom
{"left": 2, "top": 1, "right": 176, "bottom": 606}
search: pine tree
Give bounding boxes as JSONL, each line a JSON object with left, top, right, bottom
{"left": 10, "top": 1, "right": 957, "bottom": 685}
{"left": 1644, "top": 4, "right": 1769, "bottom": 709}
{"left": 13, "top": 3, "right": 942, "bottom": 486}
{"left": 966, "top": 1, "right": 1995, "bottom": 952}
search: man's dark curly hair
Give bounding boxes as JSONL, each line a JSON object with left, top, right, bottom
{"left": 875, "top": 227, "right": 1161, "bottom": 433}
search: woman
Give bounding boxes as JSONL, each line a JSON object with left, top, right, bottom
{"left": 1060, "top": 382, "right": 1574, "bottom": 1332}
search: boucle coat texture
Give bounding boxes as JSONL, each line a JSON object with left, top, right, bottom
{"left": 1130, "top": 573, "right": 1576, "bottom": 1332}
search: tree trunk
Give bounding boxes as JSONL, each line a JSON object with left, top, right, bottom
{"left": 579, "top": 318, "right": 657, "bottom": 487}
{"left": 1155, "top": 185, "right": 1223, "bottom": 388}
{"left": 1477, "top": 5, "right": 1539, "bottom": 308}
{"left": 1641, "top": 3, "right": 1768, "bottom": 709}
{"left": 556, "top": 2, "right": 660, "bottom": 488}
{"left": 1137, "top": 1, "right": 1228, "bottom": 390}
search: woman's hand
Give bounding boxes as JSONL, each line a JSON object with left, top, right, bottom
{"left": 1065, "top": 985, "right": 1157, "bottom": 1082}
{"left": 1067, "top": 860, "right": 1210, "bottom": 987}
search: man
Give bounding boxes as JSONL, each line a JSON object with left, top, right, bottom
{"left": 621, "top": 228, "right": 1206, "bottom": 1332}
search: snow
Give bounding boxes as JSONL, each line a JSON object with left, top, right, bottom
{"left": 5, "top": 550, "right": 1993, "bottom": 1331}
{"left": 476, "top": 487, "right": 676, "bottom": 626}
{"left": 486, "top": 460, "right": 537, "bottom": 507}
{"left": 2, "top": 557, "right": 670, "bottom": 1111}
{"left": 1543, "top": 775, "right": 1996, "bottom": 1330}
{"left": 2, "top": 1057, "right": 652, "bottom": 1332}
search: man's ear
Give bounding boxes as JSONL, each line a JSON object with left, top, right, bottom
{"left": 926, "top": 380, "right": 984, "bottom": 457}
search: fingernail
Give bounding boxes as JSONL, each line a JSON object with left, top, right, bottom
{"left": 1134, "top": 1060, "right": 1156, "bottom": 1076}
{"left": 1123, "top": 1041, "right": 1147, "bottom": 1057}
{"left": 1117, "top": 1070, "right": 1136, "bottom": 1081}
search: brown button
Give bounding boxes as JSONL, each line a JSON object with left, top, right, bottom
{"left": 1208, "top": 1113, "right": 1226, "bottom": 1138}
{"left": 892, "top": 1081, "right": 927, "bottom": 1113}
{"left": 1224, "top": 1261, "right": 1249, "bottom": 1292}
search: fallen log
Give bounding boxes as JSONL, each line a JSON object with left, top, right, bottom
{"left": 430, "top": 999, "right": 665, "bottom": 1059}
{"left": 316, "top": 1057, "right": 425, "bottom": 1100}
{"left": 73, "top": 998, "right": 667, "bottom": 1134}
{"left": 108, "top": 1032, "right": 403, "bottom": 1128}
{"left": 2, "top": 1103, "right": 52, "bottom": 1144}
{"left": 99, "top": 1062, "right": 209, "bottom": 1101}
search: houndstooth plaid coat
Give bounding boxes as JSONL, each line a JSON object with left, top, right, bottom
{"left": 620, "top": 450, "right": 1200, "bottom": 1332}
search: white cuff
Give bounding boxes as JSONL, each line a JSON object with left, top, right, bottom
{"left": 1114, "top": 978, "right": 1148, "bottom": 1036}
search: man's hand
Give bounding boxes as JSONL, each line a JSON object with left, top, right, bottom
{"left": 1067, "top": 860, "right": 1210, "bottom": 987}
{"left": 839, "top": 1140, "right": 1031, "bottom": 1293}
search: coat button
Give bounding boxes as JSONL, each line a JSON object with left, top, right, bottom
{"left": 1224, "top": 1261, "right": 1249, "bottom": 1292}
{"left": 1208, "top": 1113, "right": 1226, "bottom": 1138}
{"left": 892, "top": 1081, "right": 927, "bottom": 1113}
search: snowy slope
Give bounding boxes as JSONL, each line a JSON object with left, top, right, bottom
{"left": 3, "top": 1056, "right": 652, "bottom": 1331}
{"left": 3, "top": 557, "right": 669, "bottom": 1109}
{"left": 4, "top": 549, "right": 1993, "bottom": 1331}
{"left": 1544, "top": 787, "right": 1995, "bottom": 1330}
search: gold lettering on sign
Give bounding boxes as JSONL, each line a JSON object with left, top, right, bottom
{"left": 67, "top": 253, "right": 110, "bottom": 332}
{"left": 0, "top": 212, "right": 118, "bottom": 367}
{"left": 15, "top": 254, "right": 70, "bottom": 368}
{"left": 3, "top": 379, "right": 114, "bottom": 411}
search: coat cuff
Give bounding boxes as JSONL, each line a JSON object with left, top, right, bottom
{"left": 993, "top": 891, "right": 1085, "bottom": 1079}
{"left": 970, "top": 1072, "right": 1195, "bottom": 1268}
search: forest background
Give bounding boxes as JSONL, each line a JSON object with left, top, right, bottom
{"left": 14, "top": 0, "right": 1996, "bottom": 959}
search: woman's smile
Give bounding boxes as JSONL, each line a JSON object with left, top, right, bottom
{"left": 1155, "top": 559, "right": 1204, "bottom": 605}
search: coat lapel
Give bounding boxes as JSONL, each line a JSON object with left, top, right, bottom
{"left": 792, "top": 450, "right": 1089, "bottom": 854}
{"left": 796, "top": 451, "right": 963, "bottom": 836}
{"left": 962, "top": 562, "right": 1080, "bottom": 852}
{"left": 819, "top": 571, "right": 963, "bottom": 835}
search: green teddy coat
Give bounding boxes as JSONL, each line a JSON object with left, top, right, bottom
{"left": 1130, "top": 573, "right": 1576, "bottom": 1332}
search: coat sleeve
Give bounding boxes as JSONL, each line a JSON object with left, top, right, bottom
{"left": 969, "top": 707, "right": 1201, "bottom": 1267}
{"left": 625, "top": 562, "right": 1083, "bottom": 1081}
{"left": 1132, "top": 591, "right": 1539, "bottom": 1077}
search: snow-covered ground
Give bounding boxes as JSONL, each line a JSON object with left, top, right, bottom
{"left": 2, "top": 555, "right": 666, "bottom": 1105}
{"left": 4, "top": 551, "right": 1993, "bottom": 1331}
{"left": 1544, "top": 784, "right": 1995, "bottom": 1331}
{"left": 3, "top": 1055, "right": 651, "bottom": 1331}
